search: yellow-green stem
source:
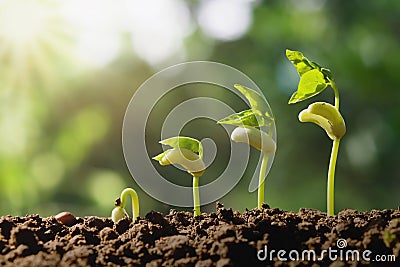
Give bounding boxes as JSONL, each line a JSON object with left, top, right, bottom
{"left": 258, "top": 154, "right": 269, "bottom": 209}
{"left": 193, "top": 176, "right": 200, "bottom": 216}
{"left": 327, "top": 138, "right": 340, "bottom": 216}
{"left": 329, "top": 79, "right": 340, "bottom": 109}
{"left": 327, "top": 78, "right": 342, "bottom": 216}
{"left": 120, "top": 188, "right": 140, "bottom": 222}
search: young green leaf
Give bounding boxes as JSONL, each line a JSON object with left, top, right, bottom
{"left": 233, "top": 84, "right": 273, "bottom": 124}
{"left": 152, "top": 149, "right": 172, "bottom": 165}
{"left": 217, "top": 109, "right": 260, "bottom": 127}
{"left": 288, "top": 69, "right": 328, "bottom": 104}
{"left": 159, "top": 136, "right": 203, "bottom": 158}
{"left": 286, "top": 49, "right": 336, "bottom": 104}
{"left": 286, "top": 49, "right": 315, "bottom": 76}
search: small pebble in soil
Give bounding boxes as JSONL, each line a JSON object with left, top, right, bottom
{"left": 54, "top": 212, "right": 76, "bottom": 226}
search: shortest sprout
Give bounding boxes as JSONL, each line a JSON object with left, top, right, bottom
{"left": 111, "top": 187, "right": 140, "bottom": 223}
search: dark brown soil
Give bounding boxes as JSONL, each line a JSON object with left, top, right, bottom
{"left": 0, "top": 203, "right": 399, "bottom": 266}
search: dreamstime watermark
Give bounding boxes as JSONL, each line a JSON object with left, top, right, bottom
{"left": 257, "top": 238, "right": 396, "bottom": 263}
{"left": 122, "top": 61, "right": 276, "bottom": 207}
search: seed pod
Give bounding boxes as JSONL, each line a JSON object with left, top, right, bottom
{"left": 160, "top": 148, "right": 205, "bottom": 177}
{"left": 55, "top": 211, "right": 76, "bottom": 226}
{"left": 231, "top": 127, "right": 276, "bottom": 155}
{"left": 298, "top": 102, "right": 346, "bottom": 140}
{"left": 111, "top": 198, "right": 128, "bottom": 223}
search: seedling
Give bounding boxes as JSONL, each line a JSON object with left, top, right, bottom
{"left": 286, "top": 49, "right": 346, "bottom": 216}
{"left": 153, "top": 136, "right": 205, "bottom": 216}
{"left": 111, "top": 187, "right": 140, "bottom": 223}
{"left": 218, "top": 84, "right": 276, "bottom": 209}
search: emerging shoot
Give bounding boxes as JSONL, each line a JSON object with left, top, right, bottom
{"left": 153, "top": 136, "right": 206, "bottom": 216}
{"left": 286, "top": 49, "right": 346, "bottom": 216}
{"left": 111, "top": 187, "right": 140, "bottom": 223}
{"left": 218, "top": 84, "right": 276, "bottom": 209}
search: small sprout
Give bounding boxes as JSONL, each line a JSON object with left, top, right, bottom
{"left": 111, "top": 187, "right": 140, "bottom": 223}
{"left": 218, "top": 84, "right": 276, "bottom": 209}
{"left": 153, "top": 136, "right": 205, "bottom": 216}
{"left": 111, "top": 198, "right": 127, "bottom": 223}
{"left": 286, "top": 49, "right": 346, "bottom": 216}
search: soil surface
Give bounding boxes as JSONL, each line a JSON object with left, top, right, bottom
{"left": 0, "top": 203, "right": 399, "bottom": 266}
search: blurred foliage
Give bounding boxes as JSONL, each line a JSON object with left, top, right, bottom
{"left": 0, "top": 0, "right": 399, "bottom": 217}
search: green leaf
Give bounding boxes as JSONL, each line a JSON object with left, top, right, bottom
{"left": 286, "top": 49, "right": 333, "bottom": 81}
{"left": 288, "top": 69, "right": 327, "bottom": 104}
{"left": 286, "top": 49, "right": 315, "bottom": 76}
{"left": 152, "top": 149, "right": 172, "bottom": 162}
{"left": 286, "top": 49, "right": 334, "bottom": 104}
{"left": 217, "top": 109, "right": 260, "bottom": 127}
{"left": 233, "top": 84, "right": 274, "bottom": 126}
{"left": 159, "top": 136, "right": 203, "bottom": 158}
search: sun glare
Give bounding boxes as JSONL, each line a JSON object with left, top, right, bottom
{"left": 197, "top": 0, "right": 253, "bottom": 41}
{"left": 0, "top": 0, "right": 196, "bottom": 76}
{"left": 0, "top": 0, "right": 75, "bottom": 89}
{"left": 124, "top": 0, "right": 192, "bottom": 66}
{"left": 0, "top": 1, "right": 46, "bottom": 46}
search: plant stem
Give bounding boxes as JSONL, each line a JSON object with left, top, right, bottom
{"left": 327, "top": 138, "right": 340, "bottom": 216}
{"left": 258, "top": 154, "right": 269, "bottom": 209}
{"left": 329, "top": 79, "right": 340, "bottom": 109}
{"left": 193, "top": 176, "right": 200, "bottom": 216}
{"left": 120, "top": 188, "right": 140, "bottom": 222}
{"left": 326, "top": 78, "right": 342, "bottom": 216}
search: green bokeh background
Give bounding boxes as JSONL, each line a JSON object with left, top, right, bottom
{"left": 0, "top": 0, "right": 399, "bottom": 217}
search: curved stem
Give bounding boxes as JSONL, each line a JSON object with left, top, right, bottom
{"left": 120, "top": 188, "right": 140, "bottom": 222}
{"left": 329, "top": 79, "right": 340, "bottom": 109}
{"left": 258, "top": 154, "right": 269, "bottom": 209}
{"left": 327, "top": 138, "right": 340, "bottom": 216}
{"left": 193, "top": 176, "right": 200, "bottom": 216}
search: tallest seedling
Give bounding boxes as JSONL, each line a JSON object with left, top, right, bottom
{"left": 286, "top": 49, "right": 346, "bottom": 216}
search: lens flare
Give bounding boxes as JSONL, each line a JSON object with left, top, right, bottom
{"left": 0, "top": 0, "right": 74, "bottom": 88}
